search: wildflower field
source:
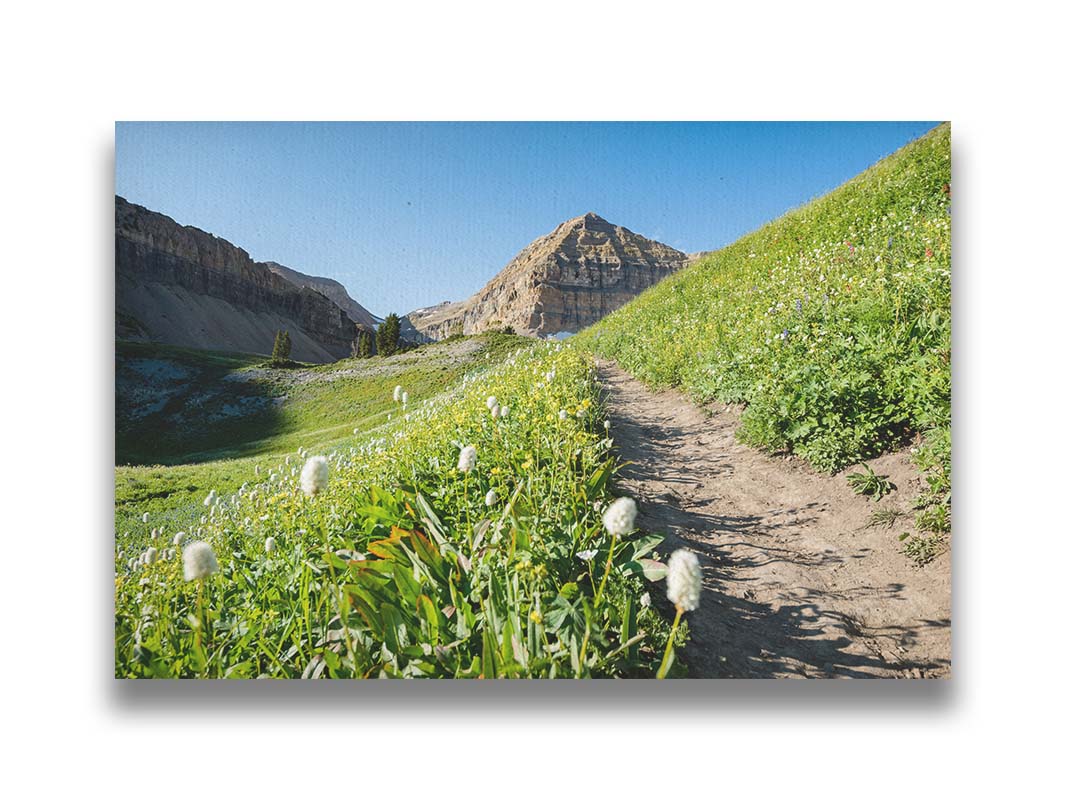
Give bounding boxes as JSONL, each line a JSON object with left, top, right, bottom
{"left": 115, "top": 340, "right": 690, "bottom": 678}
{"left": 578, "top": 123, "right": 951, "bottom": 559}
{"left": 114, "top": 124, "right": 951, "bottom": 677}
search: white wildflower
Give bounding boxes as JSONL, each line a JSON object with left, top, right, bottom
{"left": 666, "top": 549, "right": 702, "bottom": 612}
{"left": 604, "top": 420, "right": 611, "bottom": 430}
{"left": 203, "top": 489, "right": 217, "bottom": 507}
{"left": 173, "top": 531, "right": 186, "bottom": 547}
{"left": 485, "top": 489, "right": 498, "bottom": 507}
{"left": 300, "top": 456, "right": 329, "bottom": 496}
{"left": 402, "top": 391, "right": 408, "bottom": 406}
{"left": 576, "top": 549, "right": 598, "bottom": 561}
{"left": 265, "top": 536, "right": 276, "bottom": 553}
{"left": 458, "top": 445, "right": 477, "bottom": 473}
{"left": 640, "top": 592, "right": 651, "bottom": 608}
{"left": 183, "top": 541, "right": 220, "bottom": 581}
{"left": 393, "top": 385, "right": 403, "bottom": 402}
{"left": 558, "top": 409, "right": 568, "bottom": 420}
{"left": 486, "top": 395, "right": 499, "bottom": 411}
{"left": 602, "top": 497, "right": 637, "bottom": 538}
{"left": 144, "top": 547, "right": 158, "bottom": 565}
{"left": 491, "top": 404, "right": 501, "bottom": 419}
{"left": 500, "top": 405, "right": 510, "bottom": 418}
{"left": 142, "top": 512, "right": 150, "bottom": 524}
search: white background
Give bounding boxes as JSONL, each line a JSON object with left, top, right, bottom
{"left": 1, "top": 1, "right": 1063, "bottom": 796}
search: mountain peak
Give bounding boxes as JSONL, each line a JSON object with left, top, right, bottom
{"left": 407, "top": 213, "right": 687, "bottom": 340}
{"left": 562, "top": 211, "right": 613, "bottom": 232}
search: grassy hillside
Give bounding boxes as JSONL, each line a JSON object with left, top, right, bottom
{"left": 579, "top": 123, "right": 951, "bottom": 552}
{"left": 115, "top": 339, "right": 680, "bottom": 678}
{"left": 117, "top": 335, "right": 530, "bottom": 465}
{"left": 115, "top": 335, "right": 532, "bottom": 557}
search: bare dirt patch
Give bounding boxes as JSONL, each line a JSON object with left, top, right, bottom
{"left": 599, "top": 362, "right": 951, "bottom": 678}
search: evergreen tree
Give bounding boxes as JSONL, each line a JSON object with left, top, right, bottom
{"left": 280, "top": 330, "right": 292, "bottom": 361}
{"left": 270, "top": 330, "right": 284, "bottom": 364}
{"left": 351, "top": 330, "right": 373, "bottom": 358}
{"left": 376, "top": 313, "right": 401, "bottom": 357}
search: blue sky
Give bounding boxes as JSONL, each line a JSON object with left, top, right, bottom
{"left": 116, "top": 121, "right": 939, "bottom": 316}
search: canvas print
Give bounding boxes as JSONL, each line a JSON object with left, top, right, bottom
{"left": 114, "top": 122, "right": 951, "bottom": 678}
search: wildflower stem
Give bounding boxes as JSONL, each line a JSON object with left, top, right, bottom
{"left": 195, "top": 579, "right": 207, "bottom": 678}
{"left": 463, "top": 472, "right": 472, "bottom": 547}
{"left": 577, "top": 618, "right": 591, "bottom": 678}
{"left": 594, "top": 535, "right": 617, "bottom": 609}
{"left": 320, "top": 525, "right": 355, "bottom": 672}
{"left": 656, "top": 606, "right": 684, "bottom": 679}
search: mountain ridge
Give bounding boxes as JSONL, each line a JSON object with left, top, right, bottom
{"left": 264, "top": 261, "right": 379, "bottom": 328}
{"left": 405, "top": 212, "right": 687, "bottom": 340}
{"left": 115, "top": 196, "right": 374, "bottom": 362}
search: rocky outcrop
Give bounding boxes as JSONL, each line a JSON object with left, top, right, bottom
{"left": 115, "top": 196, "right": 372, "bottom": 362}
{"left": 405, "top": 213, "right": 686, "bottom": 340}
{"left": 265, "top": 261, "right": 379, "bottom": 329}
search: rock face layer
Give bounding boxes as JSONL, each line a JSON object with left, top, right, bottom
{"left": 115, "top": 196, "right": 370, "bottom": 362}
{"left": 264, "top": 261, "right": 379, "bottom": 329}
{"left": 405, "top": 213, "right": 687, "bottom": 340}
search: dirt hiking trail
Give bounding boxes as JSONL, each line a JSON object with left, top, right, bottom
{"left": 599, "top": 362, "right": 951, "bottom": 678}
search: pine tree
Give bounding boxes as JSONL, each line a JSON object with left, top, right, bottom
{"left": 359, "top": 330, "right": 373, "bottom": 357}
{"left": 376, "top": 313, "right": 401, "bottom": 357}
{"left": 270, "top": 330, "right": 284, "bottom": 364}
{"left": 351, "top": 330, "right": 373, "bottom": 358}
{"left": 280, "top": 330, "right": 292, "bottom": 361}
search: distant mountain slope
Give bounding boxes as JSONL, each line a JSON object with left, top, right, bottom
{"left": 405, "top": 212, "right": 687, "bottom": 340}
{"left": 115, "top": 197, "right": 371, "bottom": 362}
{"left": 265, "top": 261, "right": 379, "bottom": 328}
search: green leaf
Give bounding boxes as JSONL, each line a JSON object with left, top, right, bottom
{"left": 416, "top": 594, "right": 440, "bottom": 644}
{"left": 626, "top": 533, "right": 665, "bottom": 561}
{"left": 415, "top": 493, "right": 448, "bottom": 546}
{"left": 637, "top": 559, "right": 668, "bottom": 581}
{"left": 481, "top": 625, "right": 498, "bottom": 678}
{"left": 620, "top": 558, "right": 668, "bottom": 582}
{"left": 391, "top": 563, "right": 421, "bottom": 606}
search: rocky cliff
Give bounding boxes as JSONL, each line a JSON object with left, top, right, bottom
{"left": 116, "top": 197, "right": 371, "bottom": 362}
{"left": 265, "top": 261, "right": 379, "bottom": 329}
{"left": 404, "top": 213, "right": 687, "bottom": 340}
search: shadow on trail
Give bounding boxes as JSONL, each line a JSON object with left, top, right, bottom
{"left": 638, "top": 499, "right": 950, "bottom": 679}
{"left": 600, "top": 366, "right": 951, "bottom": 679}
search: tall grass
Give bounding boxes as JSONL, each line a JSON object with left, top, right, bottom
{"left": 115, "top": 344, "right": 679, "bottom": 678}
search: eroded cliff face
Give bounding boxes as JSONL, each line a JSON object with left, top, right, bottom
{"left": 405, "top": 213, "right": 686, "bottom": 340}
{"left": 264, "top": 261, "right": 379, "bottom": 329}
{"left": 115, "top": 197, "right": 368, "bottom": 362}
